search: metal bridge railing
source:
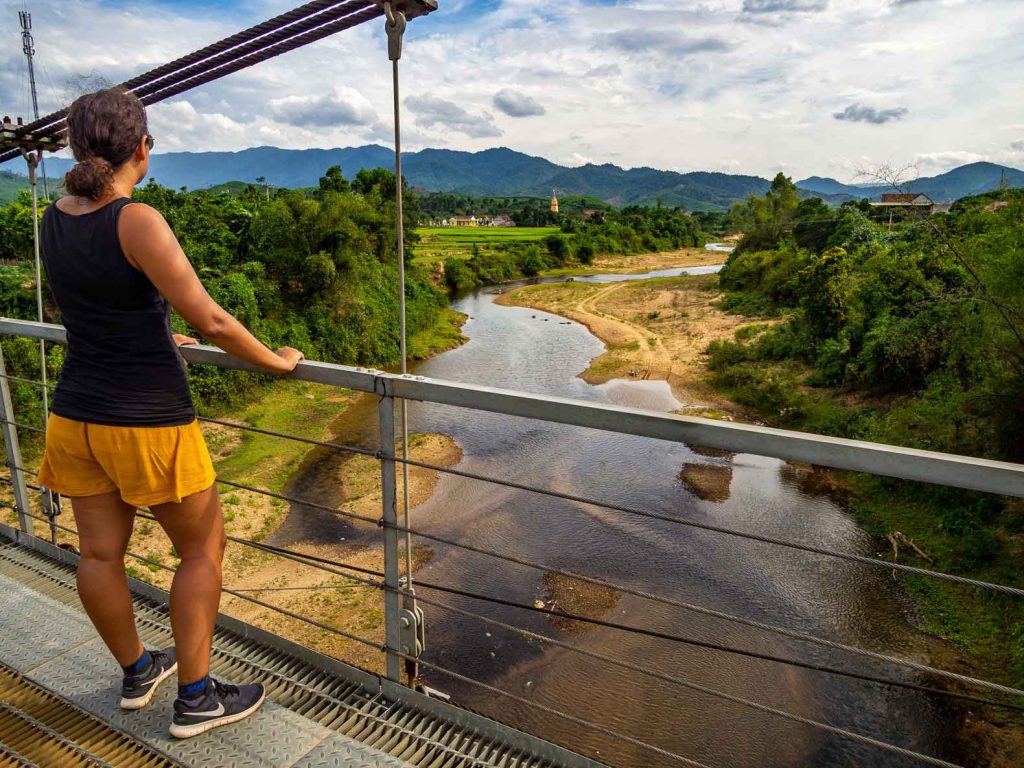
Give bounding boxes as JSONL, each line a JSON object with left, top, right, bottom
{"left": 0, "top": 317, "right": 1022, "bottom": 768}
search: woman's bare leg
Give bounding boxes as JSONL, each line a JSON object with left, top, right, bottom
{"left": 71, "top": 491, "right": 144, "bottom": 666}
{"left": 151, "top": 485, "right": 225, "bottom": 685}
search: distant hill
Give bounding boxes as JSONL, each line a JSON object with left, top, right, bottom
{"left": 14, "top": 147, "right": 1024, "bottom": 211}
{"left": 796, "top": 163, "right": 1024, "bottom": 203}
{"left": 0, "top": 171, "right": 27, "bottom": 204}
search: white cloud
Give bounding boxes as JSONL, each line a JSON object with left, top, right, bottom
{"left": 834, "top": 103, "right": 909, "bottom": 124}
{"left": 267, "top": 89, "right": 378, "bottom": 128}
{"left": 406, "top": 95, "right": 502, "bottom": 138}
{"left": 2, "top": 0, "right": 1022, "bottom": 181}
{"left": 493, "top": 89, "right": 545, "bottom": 118}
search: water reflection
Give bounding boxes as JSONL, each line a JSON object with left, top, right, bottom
{"left": 285, "top": 268, "right": 956, "bottom": 767}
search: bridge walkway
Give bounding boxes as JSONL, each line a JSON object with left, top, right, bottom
{"left": 0, "top": 534, "right": 590, "bottom": 768}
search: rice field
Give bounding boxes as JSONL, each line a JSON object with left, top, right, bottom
{"left": 411, "top": 226, "right": 560, "bottom": 264}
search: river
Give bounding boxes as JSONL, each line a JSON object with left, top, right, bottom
{"left": 276, "top": 262, "right": 962, "bottom": 767}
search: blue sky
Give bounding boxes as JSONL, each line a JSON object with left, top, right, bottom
{"left": 2, "top": 0, "right": 1023, "bottom": 179}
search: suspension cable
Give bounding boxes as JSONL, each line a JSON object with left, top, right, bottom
{"left": 7, "top": 459, "right": 1020, "bottom": 699}
{"left": 0, "top": 551, "right": 503, "bottom": 768}
{"left": 126, "top": 504, "right": 1024, "bottom": 712}
{"left": 384, "top": 454, "right": 1024, "bottom": 598}
{"left": 13, "top": 0, "right": 366, "bottom": 138}
{"left": 401, "top": 652, "right": 964, "bottom": 768}
{"left": 403, "top": 582, "right": 1024, "bottom": 712}
{"left": 0, "top": 4, "right": 384, "bottom": 165}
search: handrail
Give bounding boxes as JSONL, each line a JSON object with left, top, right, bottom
{"left": 3, "top": 317, "right": 1021, "bottom": 498}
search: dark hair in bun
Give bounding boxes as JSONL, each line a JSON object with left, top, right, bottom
{"left": 64, "top": 88, "right": 147, "bottom": 200}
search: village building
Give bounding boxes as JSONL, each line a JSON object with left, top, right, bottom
{"left": 491, "top": 214, "right": 516, "bottom": 227}
{"left": 870, "top": 193, "right": 951, "bottom": 219}
{"left": 444, "top": 215, "right": 482, "bottom": 228}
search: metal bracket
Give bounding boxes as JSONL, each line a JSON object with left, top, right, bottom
{"left": 384, "top": 6, "right": 408, "bottom": 62}
{"left": 375, "top": 0, "right": 438, "bottom": 21}
{"left": 399, "top": 591, "right": 426, "bottom": 686}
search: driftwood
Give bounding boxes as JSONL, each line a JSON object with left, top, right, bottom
{"left": 886, "top": 531, "right": 934, "bottom": 578}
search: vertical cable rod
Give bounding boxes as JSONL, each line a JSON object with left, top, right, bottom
{"left": 385, "top": 3, "right": 414, "bottom": 589}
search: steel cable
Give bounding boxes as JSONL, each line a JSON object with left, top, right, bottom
{"left": 198, "top": 416, "right": 376, "bottom": 459}
{"left": 1, "top": 3, "right": 382, "bottom": 164}
{"left": 0, "top": 477, "right": 1005, "bottom": 766}
{"left": 5, "top": 459, "right": 1021, "bottom": 701}
{"left": 402, "top": 652, "right": 964, "bottom": 768}
{"left": 129, "top": 507, "right": 1024, "bottom": 714}
{"left": 380, "top": 519, "right": 1024, "bottom": 700}
{"left": 0, "top": 550, "right": 504, "bottom": 768}
{"left": 7, "top": 504, "right": 383, "bottom": 652}
{"left": 384, "top": 454, "right": 1024, "bottom": 599}
{"left": 11, "top": 0, "right": 368, "bottom": 138}
{"left": 188, "top": 412, "right": 1024, "bottom": 599}
{"left": 403, "top": 582, "right": 1024, "bottom": 712}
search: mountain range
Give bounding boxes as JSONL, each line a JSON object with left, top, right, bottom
{"left": 12, "top": 147, "right": 1024, "bottom": 211}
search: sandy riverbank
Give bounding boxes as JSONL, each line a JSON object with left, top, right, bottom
{"left": 548, "top": 246, "right": 725, "bottom": 276}
{"left": 498, "top": 272, "right": 751, "bottom": 410}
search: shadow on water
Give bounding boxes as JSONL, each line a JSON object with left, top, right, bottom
{"left": 280, "top": 266, "right": 962, "bottom": 767}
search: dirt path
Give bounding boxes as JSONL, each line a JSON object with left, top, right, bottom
{"left": 575, "top": 283, "right": 674, "bottom": 380}
{"left": 573, "top": 247, "right": 726, "bottom": 275}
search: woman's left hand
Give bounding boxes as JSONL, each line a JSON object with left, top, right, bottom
{"left": 173, "top": 334, "right": 198, "bottom": 367}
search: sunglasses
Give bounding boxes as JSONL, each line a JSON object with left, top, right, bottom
{"left": 144, "top": 134, "right": 155, "bottom": 151}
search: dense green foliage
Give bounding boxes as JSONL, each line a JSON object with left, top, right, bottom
{"left": 0, "top": 167, "right": 446, "bottom": 421}
{"left": 711, "top": 179, "right": 1024, "bottom": 683}
{"left": 419, "top": 192, "right": 610, "bottom": 221}
{"left": 443, "top": 205, "right": 705, "bottom": 291}
{"left": 0, "top": 171, "right": 28, "bottom": 206}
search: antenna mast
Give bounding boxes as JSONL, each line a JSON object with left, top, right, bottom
{"left": 19, "top": 9, "right": 49, "bottom": 199}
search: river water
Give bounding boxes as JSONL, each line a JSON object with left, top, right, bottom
{"left": 278, "top": 260, "right": 961, "bottom": 767}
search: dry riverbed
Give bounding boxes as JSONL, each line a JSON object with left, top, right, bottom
{"left": 551, "top": 246, "right": 725, "bottom": 276}
{"left": 498, "top": 272, "right": 750, "bottom": 410}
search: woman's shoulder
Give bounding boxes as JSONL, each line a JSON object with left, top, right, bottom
{"left": 118, "top": 200, "right": 167, "bottom": 229}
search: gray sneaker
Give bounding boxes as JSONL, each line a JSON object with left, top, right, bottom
{"left": 120, "top": 647, "right": 177, "bottom": 710}
{"left": 169, "top": 677, "right": 266, "bottom": 739}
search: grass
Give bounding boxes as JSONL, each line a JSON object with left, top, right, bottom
{"left": 210, "top": 378, "right": 353, "bottom": 493}
{"left": 411, "top": 226, "right": 560, "bottom": 264}
{"left": 705, "top": 345, "right": 1024, "bottom": 694}
{"left": 407, "top": 307, "right": 468, "bottom": 360}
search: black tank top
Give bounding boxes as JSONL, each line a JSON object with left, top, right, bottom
{"left": 40, "top": 198, "right": 196, "bottom": 427}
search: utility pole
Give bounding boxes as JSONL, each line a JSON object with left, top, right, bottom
{"left": 19, "top": 9, "right": 49, "bottom": 200}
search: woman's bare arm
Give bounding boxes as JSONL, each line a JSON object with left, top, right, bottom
{"left": 118, "top": 203, "right": 303, "bottom": 374}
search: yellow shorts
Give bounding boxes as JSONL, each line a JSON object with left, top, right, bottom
{"left": 38, "top": 413, "right": 216, "bottom": 507}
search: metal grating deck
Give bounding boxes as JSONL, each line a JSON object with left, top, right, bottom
{"left": 0, "top": 660, "right": 180, "bottom": 768}
{"left": 0, "top": 534, "right": 602, "bottom": 768}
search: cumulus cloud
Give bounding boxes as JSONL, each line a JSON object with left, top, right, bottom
{"left": 406, "top": 95, "right": 502, "bottom": 138}
{"left": 0, "top": 0, "right": 1021, "bottom": 181}
{"left": 742, "top": 0, "right": 829, "bottom": 13}
{"left": 605, "top": 29, "right": 732, "bottom": 56}
{"left": 833, "top": 103, "right": 909, "bottom": 124}
{"left": 493, "top": 89, "right": 545, "bottom": 118}
{"left": 1011, "top": 140, "right": 1024, "bottom": 152}
{"left": 267, "top": 88, "right": 377, "bottom": 128}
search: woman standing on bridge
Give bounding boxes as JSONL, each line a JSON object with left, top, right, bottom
{"left": 36, "top": 87, "right": 303, "bottom": 739}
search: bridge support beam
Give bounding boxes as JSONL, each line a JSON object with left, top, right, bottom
{"left": 378, "top": 394, "right": 402, "bottom": 683}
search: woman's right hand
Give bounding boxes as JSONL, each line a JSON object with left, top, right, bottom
{"left": 271, "top": 347, "right": 305, "bottom": 374}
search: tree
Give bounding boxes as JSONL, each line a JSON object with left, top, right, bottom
{"left": 317, "top": 166, "right": 349, "bottom": 195}
{"left": 729, "top": 173, "right": 801, "bottom": 253}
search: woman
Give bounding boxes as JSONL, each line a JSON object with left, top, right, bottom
{"left": 37, "top": 87, "right": 303, "bottom": 739}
